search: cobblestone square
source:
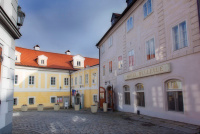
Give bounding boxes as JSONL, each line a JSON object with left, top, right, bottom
{"left": 12, "top": 109, "right": 200, "bottom": 134}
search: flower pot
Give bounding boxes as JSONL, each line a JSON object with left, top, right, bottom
{"left": 54, "top": 104, "right": 60, "bottom": 111}
{"left": 75, "top": 104, "right": 80, "bottom": 111}
{"left": 103, "top": 103, "right": 108, "bottom": 112}
{"left": 21, "top": 105, "right": 28, "bottom": 112}
{"left": 91, "top": 105, "right": 98, "bottom": 113}
{"left": 37, "top": 104, "right": 44, "bottom": 111}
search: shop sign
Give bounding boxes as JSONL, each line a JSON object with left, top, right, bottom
{"left": 124, "top": 63, "right": 171, "bottom": 80}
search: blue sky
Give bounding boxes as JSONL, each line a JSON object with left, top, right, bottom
{"left": 16, "top": 0, "right": 127, "bottom": 58}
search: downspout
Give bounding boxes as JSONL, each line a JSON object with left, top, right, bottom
{"left": 197, "top": 0, "right": 200, "bottom": 31}
{"left": 69, "top": 71, "right": 72, "bottom": 108}
{"left": 98, "top": 46, "right": 100, "bottom": 108}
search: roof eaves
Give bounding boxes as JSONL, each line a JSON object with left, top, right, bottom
{"left": 96, "top": 0, "right": 137, "bottom": 47}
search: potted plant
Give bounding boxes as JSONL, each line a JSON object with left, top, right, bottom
{"left": 103, "top": 102, "right": 108, "bottom": 112}
{"left": 54, "top": 103, "right": 60, "bottom": 111}
{"left": 21, "top": 104, "right": 28, "bottom": 112}
{"left": 91, "top": 104, "right": 98, "bottom": 113}
{"left": 37, "top": 104, "right": 44, "bottom": 111}
{"left": 75, "top": 103, "right": 80, "bottom": 111}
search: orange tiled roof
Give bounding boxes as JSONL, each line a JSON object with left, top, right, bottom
{"left": 15, "top": 47, "right": 99, "bottom": 70}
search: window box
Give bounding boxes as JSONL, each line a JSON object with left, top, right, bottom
{"left": 21, "top": 104, "right": 28, "bottom": 112}
{"left": 74, "top": 104, "right": 80, "bottom": 111}
{"left": 54, "top": 104, "right": 60, "bottom": 111}
{"left": 91, "top": 105, "right": 98, "bottom": 113}
{"left": 37, "top": 104, "right": 44, "bottom": 111}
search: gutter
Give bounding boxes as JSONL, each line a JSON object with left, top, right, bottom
{"left": 96, "top": 0, "right": 137, "bottom": 47}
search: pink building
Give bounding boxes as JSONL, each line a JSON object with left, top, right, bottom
{"left": 96, "top": 0, "right": 200, "bottom": 125}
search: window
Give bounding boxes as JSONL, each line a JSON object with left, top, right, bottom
{"left": 64, "top": 78, "right": 68, "bottom": 86}
{"left": 15, "top": 55, "right": 17, "bottom": 61}
{"left": 93, "top": 95, "right": 98, "bottom": 103}
{"left": 101, "top": 44, "right": 105, "bottom": 54}
{"left": 109, "top": 36, "right": 113, "bottom": 47}
{"left": 51, "top": 97, "right": 56, "bottom": 103}
{"left": 118, "top": 56, "right": 123, "bottom": 70}
{"left": 85, "top": 74, "right": 88, "bottom": 84}
{"left": 29, "top": 76, "right": 34, "bottom": 85}
{"left": 15, "top": 75, "right": 18, "bottom": 85}
{"left": 92, "top": 73, "right": 97, "bottom": 84}
{"left": 71, "top": 78, "right": 73, "bottom": 86}
{"left": 77, "top": 61, "right": 81, "bottom": 66}
{"left": 79, "top": 76, "right": 82, "bottom": 84}
{"left": 29, "top": 97, "right": 35, "bottom": 105}
{"left": 41, "top": 60, "right": 44, "bottom": 64}
{"left": 13, "top": 98, "right": 18, "bottom": 106}
{"left": 128, "top": 50, "right": 134, "bottom": 67}
{"left": 146, "top": 38, "right": 155, "bottom": 60}
{"left": 124, "top": 86, "right": 130, "bottom": 105}
{"left": 57, "top": 96, "right": 63, "bottom": 103}
{"left": 109, "top": 61, "right": 112, "bottom": 73}
{"left": 127, "top": 17, "right": 133, "bottom": 32}
{"left": 75, "top": 77, "right": 77, "bottom": 85}
{"left": 103, "top": 65, "right": 105, "bottom": 76}
{"left": 172, "top": 21, "right": 188, "bottom": 51}
{"left": 143, "top": 0, "right": 152, "bottom": 18}
{"left": 136, "top": 84, "right": 145, "bottom": 107}
{"left": 166, "top": 80, "right": 184, "bottom": 112}
{"left": 51, "top": 77, "right": 56, "bottom": 85}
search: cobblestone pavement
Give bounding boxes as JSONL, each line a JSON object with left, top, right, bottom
{"left": 12, "top": 109, "right": 200, "bottom": 134}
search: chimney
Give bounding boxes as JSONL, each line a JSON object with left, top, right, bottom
{"left": 126, "top": 0, "right": 133, "bottom": 6}
{"left": 34, "top": 45, "right": 40, "bottom": 51}
{"left": 65, "top": 50, "right": 71, "bottom": 55}
{"left": 111, "top": 13, "right": 121, "bottom": 25}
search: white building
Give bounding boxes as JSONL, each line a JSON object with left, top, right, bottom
{"left": 97, "top": 0, "right": 200, "bottom": 125}
{"left": 0, "top": 0, "right": 25, "bottom": 133}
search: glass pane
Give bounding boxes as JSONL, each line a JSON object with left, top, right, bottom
{"left": 147, "top": 0, "right": 152, "bottom": 14}
{"left": 125, "top": 92, "right": 130, "bottom": 105}
{"left": 137, "top": 92, "right": 145, "bottom": 106}
{"left": 167, "top": 80, "right": 182, "bottom": 90}
{"left": 172, "top": 25, "right": 179, "bottom": 51}
{"left": 177, "top": 91, "right": 184, "bottom": 112}
{"left": 143, "top": 3, "right": 147, "bottom": 17}
{"left": 179, "top": 21, "right": 188, "bottom": 48}
{"left": 167, "top": 92, "right": 175, "bottom": 111}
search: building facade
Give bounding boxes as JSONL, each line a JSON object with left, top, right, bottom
{"left": 0, "top": 0, "right": 24, "bottom": 133}
{"left": 97, "top": 0, "right": 200, "bottom": 125}
{"left": 14, "top": 46, "right": 99, "bottom": 110}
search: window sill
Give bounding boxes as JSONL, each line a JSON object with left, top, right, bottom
{"left": 144, "top": 11, "right": 153, "bottom": 20}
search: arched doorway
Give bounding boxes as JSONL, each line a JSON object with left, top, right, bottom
{"left": 99, "top": 87, "right": 106, "bottom": 108}
{"left": 107, "top": 85, "right": 114, "bottom": 110}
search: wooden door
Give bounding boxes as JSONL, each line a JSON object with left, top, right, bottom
{"left": 99, "top": 87, "right": 106, "bottom": 108}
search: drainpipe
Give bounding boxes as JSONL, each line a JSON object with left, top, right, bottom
{"left": 69, "top": 70, "right": 72, "bottom": 108}
{"left": 98, "top": 46, "right": 100, "bottom": 108}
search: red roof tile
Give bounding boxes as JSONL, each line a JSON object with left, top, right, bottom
{"left": 15, "top": 47, "right": 99, "bottom": 70}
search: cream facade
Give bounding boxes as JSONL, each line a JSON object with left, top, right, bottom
{"left": 97, "top": 0, "right": 200, "bottom": 125}
{"left": 0, "top": 0, "right": 24, "bottom": 133}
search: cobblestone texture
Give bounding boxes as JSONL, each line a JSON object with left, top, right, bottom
{"left": 12, "top": 109, "right": 200, "bottom": 134}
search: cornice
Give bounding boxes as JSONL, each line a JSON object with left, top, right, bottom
{"left": 0, "top": 6, "right": 21, "bottom": 39}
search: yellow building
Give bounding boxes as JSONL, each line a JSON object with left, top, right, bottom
{"left": 13, "top": 46, "right": 99, "bottom": 109}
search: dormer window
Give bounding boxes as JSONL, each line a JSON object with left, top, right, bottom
{"left": 38, "top": 55, "right": 48, "bottom": 66}
{"left": 41, "top": 60, "right": 44, "bottom": 64}
{"left": 15, "top": 55, "right": 17, "bottom": 61}
{"left": 15, "top": 51, "right": 21, "bottom": 63}
{"left": 77, "top": 61, "right": 81, "bottom": 66}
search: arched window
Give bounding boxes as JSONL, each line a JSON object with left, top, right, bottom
{"left": 136, "top": 83, "right": 145, "bottom": 107}
{"left": 124, "top": 86, "right": 130, "bottom": 105}
{"left": 166, "top": 80, "right": 183, "bottom": 112}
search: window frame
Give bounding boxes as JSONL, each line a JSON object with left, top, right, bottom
{"left": 79, "top": 76, "right": 82, "bottom": 85}
{"left": 64, "top": 78, "right": 68, "bottom": 86}
{"left": 50, "top": 96, "right": 57, "bottom": 103}
{"left": 85, "top": 74, "right": 89, "bottom": 84}
{"left": 93, "top": 94, "right": 98, "bottom": 104}
{"left": 75, "top": 77, "right": 77, "bottom": 85}
{"left": 143, "top": 0, "right": 153, "bottom": 18}
{"left": 172, "top": 21, "right": 188, "bottom": 51}
{"left": 146, "top": 38, "right": 155, "bottom": 60}
{"left": 92, "top": 73, "right": 97, "bottom": 84}
{"left": 29, "top": 76, "right": 35, "bottom": 85}
{"left": 127, "top": 16, "right": 133, "bottom": 32}
{"left": 124, "top": 86, "right": 131, "bottom": 105}
{"left": 14, "top": 75, "right": 18, "bottom": 85}
{"left": 101, "top": 44, "right": 105, "bottom": 54}
{"left": 135, "top": 83, "right": 145, "bottom": 107}
{"left": 28, "top": 97, "right": 35, "bottom": 105}
{"left": 109, "top": 61, "right": 112, "bottom": 73}
{"left": 128, "top": 50, "right": 134, "bottom": 67}
{"left": 41, "top": 60, "right": 44, "bottom": 64}
{"left": 103, "top": 65, "right": 105, "bottom": 76}
{"left": 71, "top": 78, "right": 73, "bottom": 86}
{"left": 51, "top": 77, "right": 56, "bottom": 86}
{"left": 166, "top": 80, "right": 184, "bottom": 112}
{"left": 57, "top": 96, "right": 63, "bottom": 103}
{"left": 108, "top": 36, "right": 113, "bottom": 47}
{"left": 77, "top": 61, "right": 81, "bottom": 66}
{"left": 118, "top": 56, "right": 123, "bottom": 70}
{"left": 13, "top": 97, "right": 18, "bottom": 106}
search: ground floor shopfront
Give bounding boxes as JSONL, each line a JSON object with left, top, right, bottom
{"left": 107, "top": 53, "right": 200, "bottom": 125}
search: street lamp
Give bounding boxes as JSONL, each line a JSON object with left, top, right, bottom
{"left": 17, "top": 6, "right": 25, "bottom": 28}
